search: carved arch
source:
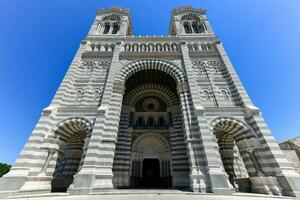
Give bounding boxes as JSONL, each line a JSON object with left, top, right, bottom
{"left": 116, "top": 59, "right": 186, "bottom": 84}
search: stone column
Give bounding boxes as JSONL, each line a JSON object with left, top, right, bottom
{"left": 69, "top": 42, "right": 124, "bottom": 195}
{"left": 180, "top": 42, "right": 233, "bottom": 194}
{"left": 112, "top": 106, "right": 132, "bottom": 188}
{"left": 177, "top": 83, "right": 206, "bottom": 192}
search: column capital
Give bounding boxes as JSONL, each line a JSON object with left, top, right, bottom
{"left": 112, "top": 80, "right": 125, "bottom": 94}
{"left": 177, "top": 81, "right": 190, "bottom": 93}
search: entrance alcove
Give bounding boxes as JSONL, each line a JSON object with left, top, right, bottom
{"left": 213, "top": 118, "right": 261, "bottom": 193}
{"left": 50, "top": 119, "right": 91, "bottom": 192}
{"left": 112, "top": 67, "right": 190, "bottom": 189}
{"left": 131, "top": 133, "right": 172, "bottom": 188}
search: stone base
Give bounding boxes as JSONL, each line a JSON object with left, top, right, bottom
{"left": 0, "top": 175, "right": 54, "bottom": 199}
{"left": 20, "top": 176, "right": 52, "bottom": 192}
{"left": 250, "top": 176, "right": 282, "bottom": 196}
{"left": 234, "top": 178, "right": 251, "bottom": 192}
{"left": 112, "top": 174, "right": 130, "bottom": 188}
{"left": 277, "top": 175, "right": 300, "bottom": 197}
{"left": 68, "top": 174, "right": 95, "bottom": 195}
{"left": 0, "top": 176, "right": 28, "bottom": 199}
{"left": 208, "top": 173, "right": 233, "bottom": 195}
{"left": 69, "top": 173, "right": 114, "bottom": 195}
{"left": 172, "top": 172, "right": 189, "bottom": 189}
{"left": 0, "top": 176, "right": 27, "bottom": 192}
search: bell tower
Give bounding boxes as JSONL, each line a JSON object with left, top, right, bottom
{"left": 88, "top": 7, "right": 133, "bottom": 36}
{"left": 169, "top": 6, "right": 213, "bottom": 36}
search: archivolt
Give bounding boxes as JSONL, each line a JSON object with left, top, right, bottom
{"left": 210, "top": 117, "right": 256, "bottom": 144}
{"left": 116, "top": 59, "right": 186, "bottom": 83}
{"left": 102, "top": 13, "right": 122, "bottom": 21}
{"left": 132, "top": 133, "right": 170, "bottom": 154}
{"left": 181, "top": 13, "right": 201, "bottom": 21}
{"left": 123, "top": 84, "right": 179, "bottom": 106}
{"left": 52, "top": 117, "right": 93, "bottom": 144}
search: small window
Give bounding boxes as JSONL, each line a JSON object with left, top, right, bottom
{"left": 138, "top": 117, "right": 144, "bottom": 127}
{"left": 221, "top": 90, "right": 230, "bottom": 100}
{"left": 198, "top": 23, "right": 206, "bottom": 33}
{"left": 159, "top": 117, "right": 165, "bottom": 127}
{"left": 183, "top": 22, "right": 192, "bottom": 34}
{"left": 203, "top": 90, "right": 211, "bottom": 100}
{"left": 112, "top": 23, "right": 120, "bottom": 34}
{"left": 103, "top": 23, "right": 110, "bottom": 34}
{"left": 148, "top": 117, "right": 154, "bottom": 127}
{"left": 192, "top": 22, "right": 200, "bottom": 33}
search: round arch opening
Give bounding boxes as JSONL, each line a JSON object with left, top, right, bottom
{"left": 112, "top": 67, "right": 190, "bottom": 189}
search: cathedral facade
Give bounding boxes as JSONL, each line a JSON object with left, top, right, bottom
{"left": 1, "top": 6, "right": 300, "bottom": 198}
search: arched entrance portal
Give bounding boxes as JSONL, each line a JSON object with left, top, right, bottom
{"left": 112, "top": 66, "right": 190, "bottom": 189}
{"left": 212, "top": 118, "right": 268, "bottom": 193}
{"left": 50, "top": 118, "right": 92, "bottom": 192}
{"left": 132, "top": 133, "right": 172, "bottom": 188}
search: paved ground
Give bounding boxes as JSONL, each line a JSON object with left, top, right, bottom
{"left": 7, "top": 190, "right": 295, "bottom": 200}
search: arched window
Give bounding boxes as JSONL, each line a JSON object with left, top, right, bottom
{"left": 90, "top": 44, "right": 95, "bottom": 51}
{"left": 207, "top": 43, "right": 214, "bottom": 51}
{"left": 221, "top": 89, "right": 231, "bottom": 100}
{"left": 164, "top": 43, "right": 170, "bottom": 51}
{"left": 187, "top": 44, "right": 193, "bottom": 51}
{"left": 201, "top": 44, "right": 208, "bottom": 51}
{"left": 193, "top": 43, "right": 199, "bottom": 51}
{"left": 159, "top": 117, "right": 165, "bottom": 127}
{"left": 198, "top": 23, "right": 206, "bottom": 33}
{"left": 171, "top": 43, "right": 178, "bottom": 51}
{"left": 192, "top": 22, "right": 200, "bottom": 33}
{"left": 96, "top": 44, "right": 101, "bottom": 51}
{"left": 199, "top": 67, "right": 206, "bottom": 75}
{"left": 104, "top": 44, "right": 109, "bottom": 51}
{"left": 183, "top": 22, "right": 192, "bottom": 34}
{"left": 138, "top": 117, "right": 144, "bottom": 127}
{"left": 75, "top": 88, "right": 84, "bottom": 103}
{"left": 110, "top": 44, "right": 115, "bottom": 51}
{"left": 148, "top": 117, "right": 154, "bottom": 127}
{"left": 140, "top": 43, "right": 146, "bottom": 52}
{"left": 133, "top": 43, "right": 139, "bottom": 52}
{"left": 156, "top": 44, "right": 162, "bottom": 51}
{"left": 112, "top": 23, "right": 120, "bottom": 34}
{"left": 103, "top": 22, "right": 110, "bottom": 34}
{"left": 213, "top": 66, "right": 220, "bottom": 74}
{"left": 124, "top": 43, "right": 130, "bottom": 51}
{"left": 203, "top": 90, "right": 211, "bottom": 100}
{"left": 148, "top": 44, "right": 154, "bottom": 51}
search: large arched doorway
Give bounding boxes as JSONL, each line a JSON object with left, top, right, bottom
{"left": 112, "top": 67, "right": 190, "bottom": 189}
{"left": 213, "top": 118, "right": 266, "bottom": 193}
{"left": 132, "top": 133, "right": 171, "bottom": 188}
{"left": 50, "top": 118, "right": 92, "bottom": 192}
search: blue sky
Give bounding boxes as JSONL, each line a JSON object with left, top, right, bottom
{"left": 0, "top": 0, "right": 300, "bottom": 164}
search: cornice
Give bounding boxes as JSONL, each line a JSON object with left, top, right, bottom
{"left": 119, "top": 52, "right": 182, "bottom": 61}
{"left": 188, "top": 51, "right": 220, "bottom": 59}
{"left": 82, "top": 51, "right": 113, "bottom": 59}
{"left": 84, "top": 35, "right": 219, "bottom": 43}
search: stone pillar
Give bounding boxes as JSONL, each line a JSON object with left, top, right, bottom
{"left": 112, "top": 106, "right": 132, "bottom": 188}
{"left": 69, "top": 42, "right": 124, "bottom": 195}
{"left": 177, "top": 83, "right": 206, "bottom": 192}
{"left": 180, "top": 42, "right": 233, "bottom": 195}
